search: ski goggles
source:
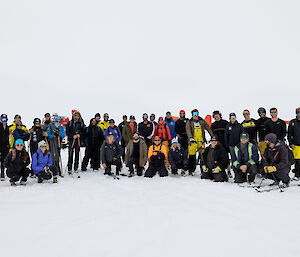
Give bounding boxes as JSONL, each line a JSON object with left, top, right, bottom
{"left": 240, "top": 137, "right": 248, "bottom": 140}
{"left": 143, "top": 115, "right": 148, "bottom": 119}
{"left": 1, "top": 118, "right": 7, "bottom": 122}
{"left": 40, "top": 145, "right": 47, "bottom": 148}
{"left": 230, "top": 116, "right": 236, "bottom": 119}
{"left": 192, "top": 112, "right": 199, "bottom": 116}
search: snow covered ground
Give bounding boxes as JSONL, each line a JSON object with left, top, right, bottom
{"left": 1, "top": 149, "right": 300, "bottom": 257}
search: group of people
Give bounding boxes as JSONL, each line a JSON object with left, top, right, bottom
{"left": 0, "top": 107, "right": 299, "bottom": 187}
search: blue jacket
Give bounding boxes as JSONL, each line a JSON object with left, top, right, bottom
{"left": 13, "top": 128, "right": 30, "bottom": 141}
{"left": 104, "top": 126, "right": 122, "bottom": 142}
{"left": 32, "top": 149, "right": 52, "bottom": 174}
{"left": 47, "top": 124, "right": 66, "bottom": 139}
{"left": 231, "top": 142, "right": 259, "bottom": 169}
{"left": 165, "top": 118, "right": 176, "bottom": 139}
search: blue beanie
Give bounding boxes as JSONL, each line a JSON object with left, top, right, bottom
{"left": 55, "top": 117, "right": 62, "bottom": 123}
{"left": 15, "top": 139, "right": 24, "bottom": 146}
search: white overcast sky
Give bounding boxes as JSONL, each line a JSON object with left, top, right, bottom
{"left": 0, "top": 0, "right": 299, "bottom": 125}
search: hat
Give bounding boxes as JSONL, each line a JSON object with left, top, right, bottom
{"left": 14, "top": 114, "right": 21, "bottom": 119}
{"left": 166, "top": 111, "right": 171, "bottom": 115}
{"left": 107, "top": 131, "right": 114, "bottom": 137}
{"left": 150, "top": 113, "right": 155, "bottom": 117}
{"left": 15, "top": 139, "right": 24, "bottom": 146}
{"left": 109, "top": 119, "right": 115, "bottom": 123}
{"left": 296, "top": 108, "right": 300, "bottom": 114}
{"left": 44, "top": 113, "right": 50, "bottom": 117}
{"left": 210, "top": 135, "right": 218, "bottom": 141}
{"left": 90, "top": 118, "right": 97, "bottom": 124}
{"left": 1, "top": 114, "right": 7, "bottom": 121}
{"left": 104, "top": 113, "right": 109, "bottom": 117}
{"left": 38, "top": 140, "right": 46, "bottom": 148}
{"left": 158, "top": 117, "right": 163, "bottom": 121}
{"left": 240, "top": 132, "right": 249, "bottom": 139}
{"left": 95, "top": 113, "right": 101, "bottom": 118}
{"left": 130, "top": 115, "right": 135, "bottom": 120}
{"left": 179, "top": 110, "right": 185, "bottom": 114}
{"left": 55, "top": 117, "right": 62, "bottom": 123}
{"left": 213, "top": 110, "right": 222, "bottom": 118}
{"left": 265, "top": 133, "right": 277, "bottom": 144}
{"left": 33, "top": 118, "right": 41, "bottom": 124}
{"left": 229, "top": 112, "right": 236, "bottom": 118}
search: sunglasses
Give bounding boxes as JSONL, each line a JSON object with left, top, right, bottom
{"left": 241, "top": 137, "right": 248, "bottom": 140}
{"left": 143, "top": 116, "right": 148, "bottom": 118}
{"left": 154, "top": 139, "right": 161, "bottom": 142}
{"left": 243, "top": 113, "right": 249, "bottom": 115}
{"left": 270, "top": 111, "right": 277, "bottom": 114}
{"left": 40, "top": 145, "right": 47, "bottom": 148}
{"left": 16, "top": 144, "right": 23, "bottom": 147}
{"left": 192, "top": 112, "right": 199, "bottom": 116}
{"left": 180, "top": 112, "right": 185, "bottom": 115}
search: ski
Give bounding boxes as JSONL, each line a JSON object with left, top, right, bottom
{"left": 110, "top": 174, "right": 120, "bottom": 180}
{"left": 255, "top": 183, "right": 300, "bottom": 193}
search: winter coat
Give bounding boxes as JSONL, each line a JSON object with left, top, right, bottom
{"left": 104, "top": 126, "right": 122, "bottom": 142}
{"left": 41, "top": 120, "right": 52, "bottom": 132}
{"left": 211, "top": 119, "right": 229, "bottom": 147}
{"left": 125, "top": 139, "right": 148, "bottom": 167}
{"left": 84, "top": 124, "right": 104, "bottom": 147}
{"left": 47, "top": 124, "right": 66, "bottom": 140}
{"left": 123, "top": 122, "right": 137, "bottom": 146}
{"left": 118, "top": 121, "right": 127, "bottom": 146}
{"left": 288, "top": 118, "right": 300, "bottom": 146}
{"left": 175, "top": 117, "right": 188, "bottom": 137}
{"left": 168, "top": 146, "right": 188, "bottom": 168}
{"left": 186, "top": 117, "right": 213, "bottom": 144}
{"left": 224, "top": 121, "right": 244, "bottom": 148}
{"left": 148, "top": 144, "right": 168, "bottom": 161}
{"left": 256, "top": 117, "right": 269, "bottom": 142}
{"left": 99, "top": 120, "right": 110, "bottom": 133}
{"left": 29, "top": 126, "right": 47, "bottom": 155}
{"left": 165, "top": 118, "right": 176, "bottom": 139}
{"left": 154, "top": 122, "right": 171, "bottom": 141}
{"left": 0, "top": 122, "right": 10, "bottom": 154}
{"left": 100, "top": 140, "right": 122, "bottom": 164}
{"left": 203, "top": 143, "right": 229, "bottom": 170}
{"left": 231, "top": 142, "right": 259, "bottom": 169}
{"left": 4, "top": 149, "right": 30, "bottom": 175}
{"left": 262, "top": 142, "right": 290, "bottom": 171}
{"left": 12, "top": 128, "right": 30, "bottom": 143}
{"left": 241, "top": 118, "right": 257, "bottom": 143}
{"left": 264, "top": 118, "right": 286, "bottom": 141}
{"left": 9, "top": 122, "right": 29, "bottom": 149}
{"left": 138, "top": 121, "right": 155, "bottom": 139}
{"left": 32, "top": 149, "right": 52, "bottom": 175}
{"left": 66, "top": 119, "right": 85, "bottom": 140}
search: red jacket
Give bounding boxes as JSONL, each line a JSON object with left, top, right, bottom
{"left": 154, "top": 122, "right": 171, "bottom": 141}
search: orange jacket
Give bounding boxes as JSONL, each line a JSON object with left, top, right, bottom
{"left": 148, "top": 144, "right": 168, "bottom": 161}
{"left": 154, "top": 122, "right": 171, "bottom": 141}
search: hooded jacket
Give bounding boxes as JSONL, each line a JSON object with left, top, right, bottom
{"left": 32, "top": 149, "right": 52, "bottom": 174}
{"left": 100, "top": 140, "right": 122, "bottom": 163}
{"left": 125, "top": 138, "right": 148, "bottom": 167}
{"left": 186, "top": 117, "right": 213, "bottom": 144}
{"left": 154, "top": 122, "right": 171, "bottom": 141}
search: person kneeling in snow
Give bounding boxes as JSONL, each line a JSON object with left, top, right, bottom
{"left": 262, "top": 133, "right": 290, "bottom": 187}
{"left": 202, "top": 135, "right": 229, "bottom": 182}
{"left": 4, "top": 139, "right": 30, "bottom": 186}
{"left": 101, "top": 132, "right": 122, "bottom": 176}
{"left": 32, "top": 140, "right": 58, "bottom": 183}
{"left": 144, "top": 136, "right": 168, "bottom": 178}
{"left": 125, "top": 132, "right": 148, "bottom": 177}
{"left": 168, "top": 138, "right": 188, "bottom": 175}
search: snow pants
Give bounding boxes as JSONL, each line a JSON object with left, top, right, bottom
{"left": 104, "top": 159, "right": 122, "bottom": 175}
{"left": 82, "top": 145, "right": 100, "bottom": 171}
{"left": 128, "top": 157, "right": 143, "bottom": 176}
{"left": 6, "top": 167, "right": 30, "bottom": 183}
{"left": 68, "top": 143, "right": 80, "bottom": 171}
{"left": 234, "top": 165, "right": 257, "bottom": 183}
{"left": 201, "top": 169, "right": 228, "bottom": 182}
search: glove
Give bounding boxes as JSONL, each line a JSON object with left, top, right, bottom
{"left": 54, "top": 128, "right": 60, "bottom": 135}
{"left": 190, "top": 138, "right": 195, "bottom": 143}
{"left": 202, "top": 165, "right": 208, "bottom": 172}
{"left": 44, "top": 166, "right": 50, "bottom": 173}
{"left": 215, "top": 166, "right": 222, "bottom": 172}
{"left": 112, "top": 157, "right": 118, "bottom": 161}
{"left": 264, "top": 166, "right": 277, "bottom": 173}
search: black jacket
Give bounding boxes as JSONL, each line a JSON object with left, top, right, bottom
{"left": 288, "top": 118, "right": 300, "bottom": 146}
{"left": 29, "top": 126, "right": 46, "bottom": 155}
{"left": 211, "top": 119, "right": 229, "bottom": 147}
{"left": 168, "top": 147, "right": 188, "bottom": 168}
{"left": 118, "top": 121, "right": 127, "bottom": 147}
{"left": 264, "top": 118, "right": 286, "bottom": 141}
{"left": 85, "top": 124, "right": 104, "bottom": 147}
{"left": 175, "top": 118, "right": 188, "bottom": 137}
{"left": 138, "top": 121, "right": 154, "bottom": 139}
{"left": 262, "top": 142, "right": 290, "bottom": 172}
{"left": 241, "top": 118, "right": 257, "bottom": 143}
{"left": 0, "top": 123, "right": 9, "bottom": 154}
{"left": 66, "top": 119, "right": 85, "bottom": 141}
{"left": 256, "top": 117, "right": 269, "bottom": 142}
{"left": 224, "top": 121, "right": 244, "bottom": 148}
{"left": 100, "top": 141, "right": 122, "bottom": 164}
{"left": 203, "top": 143, "right": 229, "bottom": 170}
{"left": 4, "top": 149, "right": 30, "bottom": 175}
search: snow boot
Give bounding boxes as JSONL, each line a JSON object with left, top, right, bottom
{"left": 53, "top": 177, "right": 58, "bottom": 183}
{"left": 20, "top": 181, "right": 26, "bottom": 186}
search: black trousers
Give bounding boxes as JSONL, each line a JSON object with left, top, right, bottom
{"left": 128, "top": 157, "right": 143, "bottom": 176}
{"left": 68, "top": 144, "right": 80, "bottom": 171}
{"left": 0, "top": 149, "right": 9, "bottom": 179}
{"left": 104, "top": 159, "right": 122, "bottom": 175}
{"left": 201, "top": 169, "right": 228, "bottom": 182}
{"left": 171, "top": 161, "right": 187, "bottom": 174}
{"left": 145, "top": 162, "right": 168, "bottom": 178}
{"left": 234, "top": 165, "right": 257, "bottom": 183}
{"left": 37, "top": 166, "right": 58, "bottom": 180}
{"left": 188, "top": 155, "right": 197, "bottom": 174}
{"left": 178, "top": 136, "right": 188, "bottom": 150}
{"left": 293, "top": 159, "right": 300, "bottom": 178}
{"left": 6, "top": 167, "right": 30, "bottom": 183}
{"left": 82, "top": 145, "right": 100, "bottom": 170}
{"left": 265, "top": 169, "right": 290, "bottom": 184}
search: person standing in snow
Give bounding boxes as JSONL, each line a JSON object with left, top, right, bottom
{"left": 99, "top": 113, "right": 110, "bottom": 133}
{"left": 122, "top": 115, "right": 137, "bottom": 147}
{"left": 288, "top": 108, "right": 300, "bottom": 180}
{"left": 29, "top": 118, "right": 48, "bottom": 157}
{"left": 0, "top": 114, "right": 10, "bottom": 181}
{"left": 118, "top": 115, "right": 128, "bottom": 160}
{"left": 264, "top": 108, "right": 287, "bottom": 142}
{"left": 165, "top": 111, "right": 176, "bottom": 140}
{"left": 256, "top": 107, "right": 270, "bottom": 154}
{"left": 138, "top": 113, "right": 155, "bottom": 148}
{"left": 211, "top": 110, "right": 228, "bottom": 149}
{"left": 241, "top": 109, "right": 257, "bottom": 144}
{"left": 41, "top": 113, "right": 52, "bottom": 132}
{"left": 175, "top": 110, "right": 188, "bottom": 151}
{"left": 150, "top": 114, "right": 158, "bottom": 127}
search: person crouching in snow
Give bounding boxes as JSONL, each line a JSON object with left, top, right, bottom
{"left": 262, "top": 133, "right": 291, "bottom": 187}
{"left": 32, "top": 140, "right": 58, "bottom": 183}
{"left": 125, "top": 132, "right": 148, "bottom": 177}
{"left": 101, "top": 132, "right": 122, "bottom": 176}
{"left": 144, "top": 136, "right": 168, "bottom": 178}
{"left": 81, "top": 118, "right": 104, "bottom": 171}
{"left": 4, "top": 139, "right": 30, "bottom": 186}
{"left": 168, "top": 138, "right": 188, "bottom": 175}
{"left": 202, "top": 135, "right": 229, "bottom": 182}
{"left": 104, "top": 119, "right": 122, "bottom": 143}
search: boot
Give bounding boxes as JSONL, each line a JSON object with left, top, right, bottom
{"left": 20, "top": 180, "right": 26, "bottom": 186}
{"left": 53, "top": 177, "right": 58, "bottom": 183}
{"left": 10, "top": 180, "right": 17, "bottom": 186}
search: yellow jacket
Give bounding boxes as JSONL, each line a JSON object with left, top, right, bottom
{"left": 98, "top": 120, "right": 110, "bottom": 133}
{"left": 148, "top": 144, "right": 168, "bottom": 161}
{"left": 9, "top": 122, "right": 29, "bottom": 149}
